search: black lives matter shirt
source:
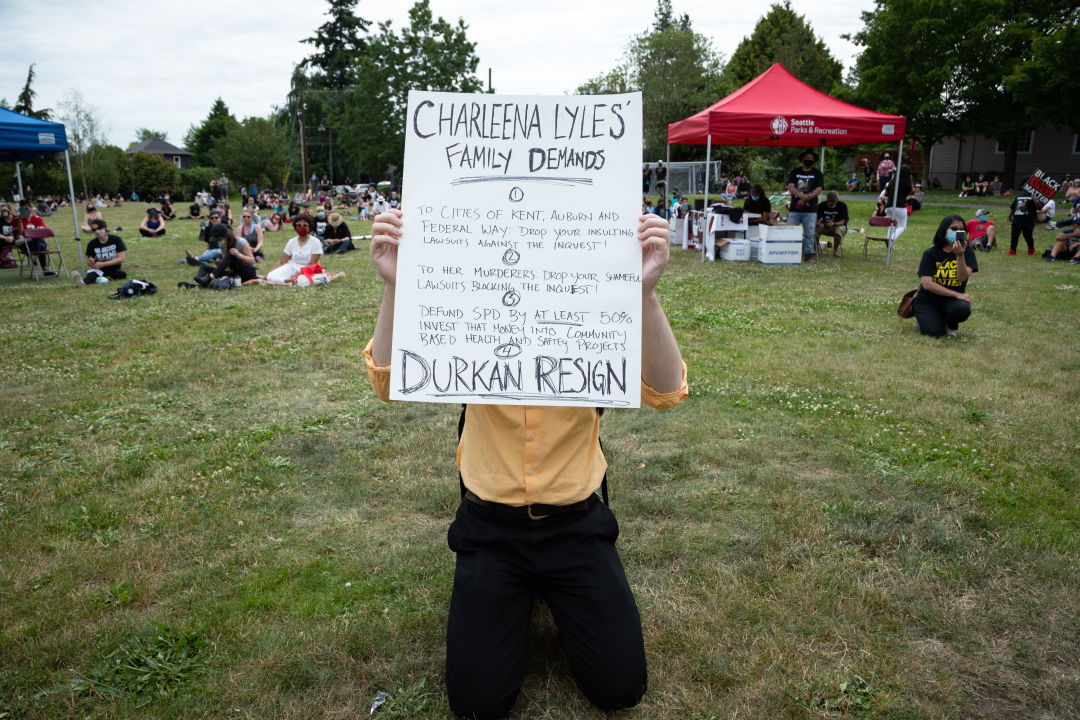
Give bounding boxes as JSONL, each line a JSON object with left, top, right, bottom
{"left": 787, "top": 167, "right": 824, "bottom": 212}
{"left": 86, "top": 235, "right": 127, "bottom": 265}
{"left": 1010, "top": 194, "right": 1037, "bottom": 228}
{"left": 915, "top": 245, "right": 978, "bottom": 306}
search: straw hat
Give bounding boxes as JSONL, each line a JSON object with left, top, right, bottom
{"left": 329, "top": 212, "right": 343, "bottom": 227}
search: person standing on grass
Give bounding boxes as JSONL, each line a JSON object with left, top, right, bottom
{"left": 1006, "top": 190, "right": 1038, "bottom": 256}
{"left": 880, "top": 164, "right": 914, "bottom": 244}
{"left": 787, "top": 149, "right": 824, "bottom": 263}
{"left": 364, "top": 208, "right": 687, "bottom": 720}
{"left": 912, "top": 214, "right": 978, "bottom": 337}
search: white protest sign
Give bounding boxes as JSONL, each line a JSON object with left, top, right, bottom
{"left": 391, "top": 91, "right": 643, "bottom": 407}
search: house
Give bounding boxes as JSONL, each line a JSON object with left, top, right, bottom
{"left": 926, "top": 126, "right": 1078, "bottom": 190}
{"left": 125, "top": 137, "right": 192, "bottom": 170}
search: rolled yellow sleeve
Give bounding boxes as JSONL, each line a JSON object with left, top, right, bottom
{"left": 641, "top": 360, "right": 688, "bottom": 409}
{"left": 363, "top": 338, "right": 391, "bottom": 402}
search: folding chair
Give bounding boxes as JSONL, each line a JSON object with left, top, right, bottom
{"left": 864, "top": 214, "right": 898, "bottom": 265}
{"left": 18, "top": 227, "right": 68, "bottom": 280}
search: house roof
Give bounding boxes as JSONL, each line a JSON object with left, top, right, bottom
{"left": 126, "top": 137, "right": 191, "bottom": 156}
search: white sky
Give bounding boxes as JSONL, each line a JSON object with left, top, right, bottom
{"left": 0, "top": 0, "right": 875, "bottom": 149}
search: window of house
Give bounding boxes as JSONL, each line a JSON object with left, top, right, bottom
{"left": 995, "top": 131, "right": 1034, "bottom": 154}
{"left": 172, "top": 155, "right": 181, "bottom": 168}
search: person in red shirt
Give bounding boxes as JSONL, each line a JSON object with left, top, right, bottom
{"left": 18, "top": 204, "right": 55, "bottom": 276}
{"left": 966, "top": 209, "right": 997, "bottom": 251}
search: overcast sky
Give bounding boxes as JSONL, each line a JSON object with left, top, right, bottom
{"left": 0, "top": 0, "right": 875, "bottom": 149}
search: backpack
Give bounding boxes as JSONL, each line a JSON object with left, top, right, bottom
{"left": 110, "top": 279, "right": 157, "bottom": 299}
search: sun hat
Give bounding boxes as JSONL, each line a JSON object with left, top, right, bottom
{"left": 329, "top": 212, "right": 343, "bottom": 227}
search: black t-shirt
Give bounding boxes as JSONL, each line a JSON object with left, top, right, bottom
{"left": 655, "top": 164, "right": 666, "bottom": 181}
{"left": 1, "top": 219, "right": 17, "bottom": 238}
{"left": 817, "top": 201, "right": 849, "bottom": 225}
{"left": 916, "top": 245, "right": 978, "bottom": 305}
{"left": 86, "top": 235, "right": 127, "bottom": 265}
{"left": 324, "top": 222, "right": 351, "bottom": 241}
{"left": 787, "top": 167, "right": 824, "bottom": 212}
{"left": 882, "top": 178, "right": 913, "bottom": 208}
{"left": 1010, "top": 194, "right": 1037, "bottom": 228}
{"left": 314, "top": 217, "right": 329, "bottom": 238}
{"left": 742, "top": 195, "right": 771, "bottom": 216}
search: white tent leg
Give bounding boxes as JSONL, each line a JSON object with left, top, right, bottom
{"left": 888, "top": 139, "right": 905, "bottom": 266}
{"left": 65, "top": 150, "right": 83, "bottom": 275}
{"left": 15, "top": 161, "right": 24, "bottom": 201}
{"left": 703, "top": 134, "right": 711, "bottom": 262}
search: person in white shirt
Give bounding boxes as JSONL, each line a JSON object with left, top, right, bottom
{"left": 1038, "top": 198, "right": 1056, "bottom": 224}
{"left": 265, "top": 212, "right": 322, "bottom": 284}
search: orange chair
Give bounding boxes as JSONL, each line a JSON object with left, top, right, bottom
{"left": 864, "top": 214, "right": 898, "bottom": 265}
{"left": 18, "top": 226, "right": 68, "bottom": 280}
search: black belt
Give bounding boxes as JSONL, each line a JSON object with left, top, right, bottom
{"left": 464, "top": 490, "right": 598, "bottom": 520}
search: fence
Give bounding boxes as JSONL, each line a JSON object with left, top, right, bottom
{"left": 660, "top": 161, "right": 724, "bottom": 197}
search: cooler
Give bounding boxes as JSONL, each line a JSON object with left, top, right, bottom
{"left": 750, "top": 224, "right": 802, "bottom": 265}
{"left": 719, "top": 238, "right": 750, "bottom": 261}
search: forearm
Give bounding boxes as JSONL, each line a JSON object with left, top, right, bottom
{"left": 640, "top": 290, "right": 683, "bottom": 393}
{"left": 921, "top": 277, "right": 964, "bottom": 298}
{"left": 371, "top": 282, "right": 396, "bottom": 367}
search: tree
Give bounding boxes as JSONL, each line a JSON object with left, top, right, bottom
{"left": 722, "top": 2, "right": 842, "bottom": 95}
{"left": 301, "top": 0, "right": 371, "bottom": 89}
{"left": 847, "top": 0, "right": 968, "bottom": 184}
{"left": 330, "top": 0, "right": 484, "bottom": 178}
{"left": 127, "top": 151, "right": 180, "bottom": 198}
{"left": 578, "top": 0, "right": 724, "bottom": 161}
{"left": 84, "top": 144, "right": 126, "bottom": 196}
{"left": 13, "top": 64, "right": 51, "bottom": 120}
{"left": 135, "top": 128, "right": 168, "bottom": 141}
{"left": 182, "top": 99, "right": 238, "bottom": 167}
{"left": 211, "top": 116, "right": 290, "bottom": 189}
{"left": 58, "top": 90, "right": 107, "bottom": 200}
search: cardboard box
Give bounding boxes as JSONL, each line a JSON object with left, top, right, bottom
{"left": 750, "top": 224, "right": 802, "bottom": 265}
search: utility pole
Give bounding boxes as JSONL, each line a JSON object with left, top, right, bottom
{"left": 299, "top": 83, "right": 308, "bottom": 194}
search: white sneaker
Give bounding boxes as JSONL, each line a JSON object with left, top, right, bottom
{"left": 945, "top": 328, "right": 957, "bottom": 338}
{"left": 1048, "top": 221, "right": 1057, "bottom": 229}
{"left": 72, "top": 273, "right": 84, "bottom": 287}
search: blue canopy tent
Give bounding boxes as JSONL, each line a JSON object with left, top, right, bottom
{"left": 0, "top": 107, "right": 83, "bottom": 273}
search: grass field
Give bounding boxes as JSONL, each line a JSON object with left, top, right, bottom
{"left": 1, "top": 194, "right": 1077, "bottom": 719}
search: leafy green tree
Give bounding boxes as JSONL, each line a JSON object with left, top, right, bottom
{"left": 127, "top": 151, "right": 181, "bottom": 198}
{"left": 84, "top": 144, "right": 126, "bottom": 196}
{"left": 330, "top": 0, "right": 484, "bottom": 179}
{"left": 58, "top": 90, "right": 107, "bottom": 200}
{"left": 211, "top": 117, "right": 290, "bottom": 190}
{"left": 847, "top": 0, "right": 968, "bottom": 184}
{"left": 301, "top": 0, "right": 371, "bottom": 89}
{"left": 578, "top": 0, "right": 724, "bottom": 161}
{"left": 182, "top": 99, "right": 239, "bottom": 167}
{"left": 13, "top": 64, "right": 51, "bottom": 120}
{"left": 135, "top": 128, "right": 168, "bottom": 141}
{"left": 722, "top": 2, "right": 842, "bottom": 94}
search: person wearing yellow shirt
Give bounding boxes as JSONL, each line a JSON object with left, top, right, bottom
{"left": 365, "top": 207, "right": 687, "bottom": 719}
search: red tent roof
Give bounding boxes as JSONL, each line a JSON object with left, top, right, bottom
{"left": 667, "top": 63, "right": 905, "bottom": 147}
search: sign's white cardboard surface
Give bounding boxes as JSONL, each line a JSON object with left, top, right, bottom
{"left": 391, "top": 91, "right": 643, "bottom": 407}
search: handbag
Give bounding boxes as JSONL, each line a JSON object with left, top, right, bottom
{"left": 897, "top": 288, "right": 919, "bottom": 318}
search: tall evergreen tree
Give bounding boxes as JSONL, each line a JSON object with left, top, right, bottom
{"left": 183, "top": 99, "right": 239, "bottom": 168}
{"left": 301, "top": 0, "right": 372, "bottom": 90}
{"left": 13, "top": 64, "right": 51, "bottom": 120}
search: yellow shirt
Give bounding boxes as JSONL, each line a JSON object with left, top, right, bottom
{"left": 364, "top": 339, "right": 688, "bottom": 505}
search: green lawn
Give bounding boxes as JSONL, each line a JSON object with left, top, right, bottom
{"left": 1, "top": 198, "right": 1077, "bottom": 719}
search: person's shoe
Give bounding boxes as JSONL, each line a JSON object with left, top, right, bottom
{"left": 1006, "top": 249, "right": 1016, "bottom": 255}
{"left": 1048, "top": 221, "right": 1057, "bottom": 229}
{"left": 1027, "top": 248, "right": 1036, "bottom": 255}
{"left": 945, "top": 328, "right": 957, "bottom": 338}
{"left": 115, "top": 226, "right": 122, "bottom": 231}
{"left": 185, "top": 250, "right": 199, "bottom": 266}
{"left": 1070, "top": 257, "right": 1080, "bottom": 265}
{"left": 178, "top": 281, "right": 198, "bottom": 289}
{"left": 72, "top": 273, "right": 85, "bottom": 287}
{"left": 1046, "top": 255, "right": 1056, "bottom": 262}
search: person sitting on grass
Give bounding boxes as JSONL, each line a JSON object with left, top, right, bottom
{"left": 846, "top": 174, "right": 859, "bottom": 192}
{"left": 912, "top": 214, "right": 978, "bottom": 338}
{"left": 959, "top": 176, "right": 975, "bottom": 197}
{"left": 186, "top": 202, "right": 201, "bottom": 219}
{"left": 138, "top": 206, "right": 166, "bottom": 237}
{"left": 180, "top": 227, "right": 258, "bottom": 288}
{"left": 989, "top": 176, "right": 1003, "bottom": 196}
{"left": 1037, "top": 198, "right": 1055, "bottom": 224}
{"left": 265, "top": 212, "right": 322, "bottom": 285}
{"left": 80, "top": 203, "right": 103, "bottom": 232}
{"left": 322, "top": 212, "right": 354, "bottom": 254}
{"left": 1045, "top": 224, "right": 1080, "bottom": 264}
{"left": 1066, "top": 179, "right": 1080, "bottom": 204}
{"left": 262, "top": 212, "right": 284, "bottom": 233}
{"left": 237, "top": 208, "right": 265, "bottom": 262}
{"left": 17, "top": 204, "right": 55, "bottom": 276}
{"left": 160, "top": 197, "right": 176, "bottom": 220}
{"left": 966, "top": 209, "right": 997, "bottom": 251}
{"left": 815, "top": 191, "right": 849, "bottom": 256}
{"left": 974, "top": 174, "right": 989, "bottom": 196}
{"left": 182, "top": 217, "right": 229, "bottom": 266}
{"left": 83, "top": 218, "right": 126, "bottom": 284}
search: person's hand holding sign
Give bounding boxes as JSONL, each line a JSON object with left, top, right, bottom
{"left": 370, "top": 208, "right": 403, "bottom": 366}
{"left": 638, "top": 212, "right": 670, "bottom": 297}
{"left": 638, "top": 212, "right": 683, "bottom": 394}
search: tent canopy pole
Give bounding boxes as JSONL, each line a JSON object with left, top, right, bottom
{"left": 703, "top": 135, "right": 712, "bottom": 262}
{"left": 65, "top": 150, "right": 86, "bottom": 274}
{"left": 15, "top": 160, "right": 24, "bottom": 201}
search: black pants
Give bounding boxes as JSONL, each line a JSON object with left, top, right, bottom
{"left": 84, "top": 267, "right": 126, "bottom": 283}
{"left": 324, "top": 238, "right": 354, "bottom": 254}
{"left": 139, "top": 228, "right": 165, "bottom": 237}
{"left": 445, "top": 498, "right": 647, "bottom": 720}
{"left": 195, "top": 253, "right": 257, "bottom": 286}
{"left": 1010, "top": 224, "right": 1034, "bottom": 251}
{"left": 913, "top": 297, "right": 970, "bottom": 336}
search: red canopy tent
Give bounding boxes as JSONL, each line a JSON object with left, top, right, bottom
{"left": 666, "top": 63, "right": 907, "bottom": 209}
